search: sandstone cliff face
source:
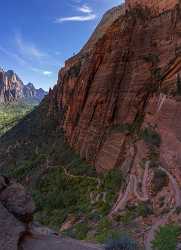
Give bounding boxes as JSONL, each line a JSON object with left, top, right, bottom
{"left": 49, "top": 2, "right": 181, "bottom": 171}
{"left": 81, "top": 4, "right": 126, "bottom": 53}
{"left": 0, "top": 69, "right": 24, "bottom": 103}
{"left": 0, "top": 69, "right": 47, "bottom": 104}
{"left": 126, "top": 0, "right": 179, "bottom": 14}
{"left": 46, "top": 3, "right": 181, "bottom": 246}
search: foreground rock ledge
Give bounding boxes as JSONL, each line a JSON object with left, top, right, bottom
{"left": 0, "top": 176, "right": 103, "bottom": 250}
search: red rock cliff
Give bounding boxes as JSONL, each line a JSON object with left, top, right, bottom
{"left": 48, "top": 1, "right": 181, "bottom": 172}
{"left": 126, "top": 0, "right": 179, "bottom": 14}
{"left": 47, "top": 4, "right": 181, "bottom": 245}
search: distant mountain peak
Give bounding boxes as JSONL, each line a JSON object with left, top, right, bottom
{"left": 0, "top": 68, "right": 47, "bottom": 104}
{"left": 26, "top": 82, "right": 35, "bottom": 88}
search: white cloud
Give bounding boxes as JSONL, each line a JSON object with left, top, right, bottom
{"left": 0, "top": 45, "right": 27, "bottom": 65}
{"left": 77, "top": 4, "right": 92, "bottom": 13}
{"left": 55, "top": 13, "right": 96, "bottom": 23}
{"left": 31, "top": 68, "right": 53, "bottom": 76}
{"left": 15, "top": 33, "right": 45, "bottom": 60}
{"left": 43, "top": 71, "right": 52, "bottom": 76}
{"left": 55, "top": 3, "right": 96, "bottom": 23}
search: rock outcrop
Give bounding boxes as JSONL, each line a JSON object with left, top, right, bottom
{"left": 0, "top": 69, "right": 47, "bottom": 104}
{"left": 0, "top": 176, "right": 35, "bottom": 250}
{"left": 0, "top": 176, "right": 103, "bottom": 250}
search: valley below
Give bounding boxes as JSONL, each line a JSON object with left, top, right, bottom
{"left": 0, "top": 102, "right": 35, "bottom": 136}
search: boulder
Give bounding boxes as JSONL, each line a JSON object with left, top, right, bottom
{"left": 0, "top": 176, "right": 7, "bottom": 192}
{"left": 0, "top": 181, "right": 35, "bottom": 222}
{"left": 0, "top": 202, "right": 25, "bottom": 250}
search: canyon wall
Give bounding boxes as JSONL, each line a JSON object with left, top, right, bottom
{"left": 47, "top": 5, "right": 181, "bottom": 243}
{"left": 48, "top": 2, "right": 181, "bottom": 172}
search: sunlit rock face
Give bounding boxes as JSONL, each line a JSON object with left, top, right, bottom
{"left": 48, "top": 1, "right": 181, "bottom": 172}
{"left": 125, "top": 0, "right": 179, "bottom": 14}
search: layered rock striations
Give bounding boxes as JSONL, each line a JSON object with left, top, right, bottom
{"left": 46, "top": 3, "right": 181, "bottom": 245}
{"left": 48, "top": 0, "right": 181, "bottom": 172}
{"left": 0, "top": 69, "right": 47, "bottom": 104}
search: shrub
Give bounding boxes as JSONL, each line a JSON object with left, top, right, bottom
{"left": 68, "top": 63, "right": 81, "bottom": 78}
{"left": 95, "top": 218, "right": 120, "bottom": 243}
{"left": 141, "top": 127, "right": 161, "bottom": 147}
{"left": 176, "top": 74, "right": 181, "bottom": 96}
{"left": 105, "top": 235, "right": 138, "bottom": 250}
{"left": 152, "top": 169, "right": 168, "bottom": 194}
{"left": 176, "top": 206, "right": 181, "bottom": 215}
{"left": 65, "top": 222, "right": 89, "bottom": 240}
{"left": 120, "top": 210, "right": 136, "bottom": 225}
{"left": 143, "top": 53, "right": 160, "bottom": 64}
{"left": 101, "top": 169, "right": 123, "bottom": 193}
{"left": 136, "top": 202, "right": 153, "bottom": 217}
{"left": 152, "top": 224, "right": 181, "bottom": 250}
{"left": 110, "top": 124, "right": 132, "bottom": 134}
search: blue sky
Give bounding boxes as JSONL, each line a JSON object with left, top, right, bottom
{"left": 0, "top": 0, "right": 122, "bottom": 90}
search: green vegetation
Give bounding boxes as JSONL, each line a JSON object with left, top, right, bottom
{"left": 0, "top": 103, "right": 123, "bottom": 236}
{"left": 33, "top": 166, "right": 122, "bottom": 232}
{"left": 94, "top": 218, "right": 119, "bottom": 243}
{"left": 140, "top": 127, "right": 161, "bottom": 147}
{"left": 115, "top": 202, "right": 153, "bottom": 226}
{"left": 67, "top": 62, "right": 81, "bottom": 78}
{"left": 3, "top": 129, "right": 123, "bottom": 238}
{"left": 152, "top": 224, "right": 181, "bottom": 250}
{"left": 143, "top": 53, "right": 160, "bottom": 64}
{"left": 0, "top": 98, "right": 133, "bottom": 244}
{"left": 135, "top": 202, "right": 153, "bottom": 218}
{"left": 110, "top": 115, "right": 144, "bottom": 136}
{"left": 62, "top": 222, "right": 90, "bottom": 240}
{"left": 110, "top": 123, "right": 132, "bottom": 134}
{"left": 152, "top": 169, "right": 168, "bottom": 194}
{"left": 0, "top": 102, "right": 35, "bottom": 136}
